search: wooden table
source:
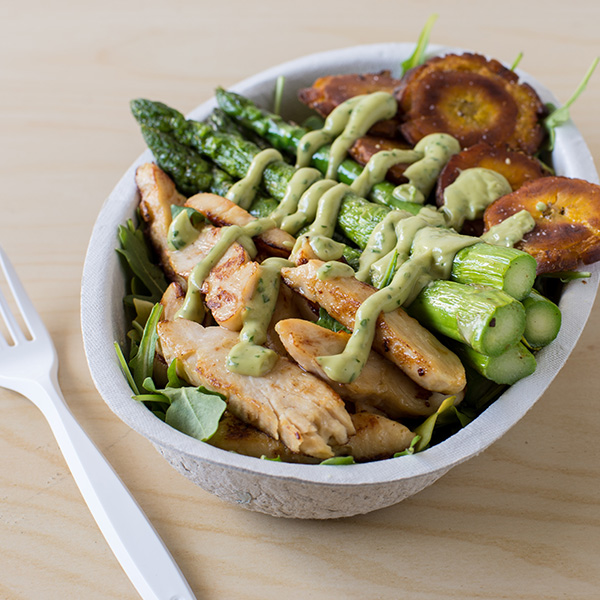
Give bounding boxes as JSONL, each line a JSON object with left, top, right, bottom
{"left": 1, "top": 1, "right": 599, "bottom": 598}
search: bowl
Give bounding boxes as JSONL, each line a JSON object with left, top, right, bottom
{"left": 81, "top": 43, "right": 600, "bottom": 519}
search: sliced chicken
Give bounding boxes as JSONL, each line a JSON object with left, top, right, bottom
{"left": 281, "top": 260, "right": 466, "bottom": 394}
{"left": 159, "top": 282, "right": 185, "bottom": 322}
{"left": 275, "top": 318, "right": 459, "bottom": 418}
{"left": 332, "top": 412, "right": 416, "bottom": 461}
{"left": 158, "top": 319, "right": 355, "bottom": 459}
{"left": 185, "top": 192, "right": 296, "bottom": 258}
{"left": 207, "top": 412, "right": 318, "bottom": 463}
{"left": 136, "top": 163, "right": 260, "bottom": 331}
{"left": 136, "top": 163, "right": 186, "bottom": 277}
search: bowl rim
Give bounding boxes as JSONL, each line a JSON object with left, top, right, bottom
{"left": 81, "top": 42, "right": 600, "bottom": 487}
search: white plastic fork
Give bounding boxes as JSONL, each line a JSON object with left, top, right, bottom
{"left": 0, "top": 245, "right": 197, "bottom": 600}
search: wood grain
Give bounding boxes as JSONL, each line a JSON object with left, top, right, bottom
{"left": 1, "top": 1, "right": 599, "bottom": 598}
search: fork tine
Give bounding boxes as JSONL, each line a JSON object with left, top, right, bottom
{"left": 0, "top": 245, "right": 48, "bottom": 342}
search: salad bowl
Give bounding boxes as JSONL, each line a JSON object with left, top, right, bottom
{"left": 81, "top": 43, "right": 599, "bottom": 519}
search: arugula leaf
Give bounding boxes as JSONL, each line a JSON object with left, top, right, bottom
{"left": 400, "top": 14, "right": 438, "bottom": 75}
{"left": 302, "top": 115, "right": 325, "bottom": 131}
{"left": 316, "top": 307, "right": 350, "bottom": 333}
{"left": 166, "top": 358, "right": 185, "bottom": 388}
{"left": 510, "top": 51, "right": 524, "bottom": 71}
{"left": 170, "top": 204, "right": 205, "bottom": 227}
{"left": 273, "top": 75, "right": 286, "bottom": 116}
{"left": 544, "top": 57, "right": 599, "bottom": 151}
{"left": 116, "top": 219, "right": 168, "bottom": 302}
{"left": 164, "top": 387, "right": 226, "bottom": 442}
{"left": 114, "top": 341, "right": 140, "bottom": 395}
{"left": 393, "top": 435, "right": 421, "bottom": 457}
{"left": 128, "top": 303, "right": 163, "bottom": 393}
{"left": 260, "top": 455, "right": 283, "bottom": 462}
{"left": 320, "top": 455, "right": 355, "bottom": 465}
{"left": 342, "top": 246, "right": 362, "bottom": 271}
{"left": 413, "top": 396, "right": 456, "bottom": 452}
{"left": 141, "top": 373, "right": 226, "bottom": 441}
{"left": 540, "top": 270, "right": 591, "bottom": 283}
{"left": 380, "top": 249, "right": 399, "bottom": 289}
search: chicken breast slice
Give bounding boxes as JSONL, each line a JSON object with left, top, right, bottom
{"left": 135, "top": 163, "right": 260, "bottom": 330}
{"left": 275, "top": 318, "right": 460, "bottom": 418}
{"left": 207, "top": 412, "right": 318, "bottom": 463}
{"left": 158, "top": 319, "right": 355, "bottom": 459}
{"left": 332, "top": 412, "right": 416, "bottom": 462}
{"left": 210, "top": 411, "right": 415, "bottom": 463}
{"left": 281, "top": 260, "right": 465, "bottom": 394}
{"left": 185, "top": 193, "right": 296, "bottom": 258}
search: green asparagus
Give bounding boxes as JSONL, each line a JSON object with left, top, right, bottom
{"left": 452, "top": 342, "right": 537, "bottom": 385}
{"left": 407, "top": 281, "right": 527, "bottom": 356}
{"left": 215, "top": 88, "right": 423, "bottom": 213}
{"left": 138, "top": 125, "right": 211, "bottom": 196}
{"left": 131, "top": 98, "right": 538, "bottom": 298}
{"left": 522, "top": 289, "right": 562, "bottom": 349}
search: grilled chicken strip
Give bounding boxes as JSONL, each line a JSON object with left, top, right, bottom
{"left": 158, "top": 319, "right": 355, "bottom": 459}
{"left": 207, "top": 411, "right": 319, "bottom": 463}
{"left": 333, "top": 412, "right": 415, "bottom": 461}
{"left": 281, "top": 260, "right": 466, "bottom": 394}
{"left": 185, "top": 192, "right": 295, "bottom": 258}
{"left": 209, "top": 411, "right": 415, "bottom": 463}
{"left": 136, "top": 163, "right": 260, "bottom": 330}
{"left": 275, "top": 318, "right": 460, "bottom": 418}
{"left": 159, "top": 281, "right": 185, "bottom": 322}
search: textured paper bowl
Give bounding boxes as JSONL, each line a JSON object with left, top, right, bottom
{"left": 81, "top": 43, "right": 599, "bottom": 519}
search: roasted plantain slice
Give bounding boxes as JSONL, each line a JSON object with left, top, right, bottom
{"left": 348, "top": 135, "right": 413, "bottom": 184}
{"left": 436, "top": 142, "right": 550, "bottom": 206}
{"left": 298, "top": 71, "right": 402, "bottom": 138}
{"left": 483, "top": 176, "right": 600, "bottom": 274}
{"left": 397, "top": 53, "right": 546, "bottom": 154}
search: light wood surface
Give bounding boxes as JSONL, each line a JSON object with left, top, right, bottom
{"left": 2, "top": 1, "right": 600, "bottom": 598}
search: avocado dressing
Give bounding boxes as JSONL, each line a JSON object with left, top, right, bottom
{"left": 174, "top": 91, "right": 532, "bottom": 381}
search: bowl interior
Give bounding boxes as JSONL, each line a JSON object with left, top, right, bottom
{"left": 81, "top": 43, "right": 600, "bottom": 488}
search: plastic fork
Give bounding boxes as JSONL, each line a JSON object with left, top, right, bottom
{"left": 0, "top": 245, "right": 197, "bottom": 600}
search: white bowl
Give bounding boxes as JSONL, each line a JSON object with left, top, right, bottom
{"left": 81, "top": 43, "right": 599, "bottom": 519}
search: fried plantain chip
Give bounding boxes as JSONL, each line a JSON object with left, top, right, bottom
{"left": 483, "top": 176, "right": 600, "bottom": 274}
{"left": 436, "top": 142, "right": 550, "bottom": 206}
{"left": 348, "top": 135, "right": 413, "bottom": 184}
{"left": 298, "top": 71, "right": 402, "bottom": 138}
{"left": 397, "top": 53, "right": 546, "bottom": 154}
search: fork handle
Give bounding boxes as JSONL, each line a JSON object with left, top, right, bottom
{"left": 25, "top": 374, "right": 197, "bottom": 600}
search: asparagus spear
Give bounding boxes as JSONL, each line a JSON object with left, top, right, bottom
{"left": 130, "top": 98, "right": 538, "bottom": 296}
{"left": 137, "top": 124, "right": 212, "bottom": 196}
{"left": 451, "top": 243, "right": 537, "bottom": 301}
{"left": 522, "top": 289, "right": 562, "bottom": 349}
{"left": 407, "top": 281, "right": 526, "bottom": 356}
{"left": 452, "top": 342, "right": 537, "bottom": 385}
{"left": 215, "top": 88, "right": 423, "bottom": 213}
